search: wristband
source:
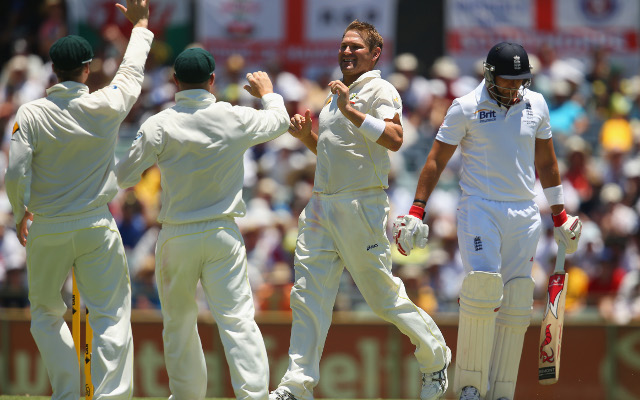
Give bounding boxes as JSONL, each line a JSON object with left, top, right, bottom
{"left": 359, "top": 114, "right": 386, "bottom": 142}
{"left": 409, "top": 205, "right": 425, "bottom": 220}
{"left": 413, "top": 199, "right": 427, "bottom": 206}
{"left": 552, "top": 209, "right": 568, "bottom": 227}
{"left": 543, "top": 184, "right": 564, "bottom": 206}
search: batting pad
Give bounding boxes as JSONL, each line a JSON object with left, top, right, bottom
{"left": 454, "top": 271, "right": 503, "bottom": 396}
{"left": 487, "top": 276, "right": 535, "bottom": 400}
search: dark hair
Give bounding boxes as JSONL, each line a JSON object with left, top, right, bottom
{"left": 343, "top": 20, "right": 383, "bottom": 53}
{"left": 53, "top": 64, "right": 86, "bottom": 83}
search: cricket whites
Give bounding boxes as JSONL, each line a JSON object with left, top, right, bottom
{"left": 538, "top": 243, "right": 568, "bottom": 385}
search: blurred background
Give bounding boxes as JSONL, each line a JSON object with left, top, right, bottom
{"left": 0, "top": 0, "right": 639, "bottom": 398}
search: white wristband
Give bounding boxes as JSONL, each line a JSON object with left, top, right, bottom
{"left": 359, "top": 114, "right": 386, "bottom": 142}
{"left": 543, "top": 184, "right": 564, "bottom": 206}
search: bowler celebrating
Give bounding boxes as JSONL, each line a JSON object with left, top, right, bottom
{"left": 270, "top": 20, "right": 451, "bottom": 400}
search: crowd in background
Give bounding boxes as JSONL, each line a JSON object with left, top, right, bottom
{"left": 1, "top": 0, "right": 640, "bottom": 326}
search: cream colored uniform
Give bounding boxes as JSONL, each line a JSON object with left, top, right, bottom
{"left": 116, "top": 90, "right": 289, "bottom": 400}
{"left": 437, "top": 81, "right": 551, "bottom": 399}
{"left": 5, "top": 27, "right": 153, "bottom": 400}
{"left": 277, "top": 70, "right": 449, "bottom": 400}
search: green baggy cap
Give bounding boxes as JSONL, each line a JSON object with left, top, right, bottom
{"left": 49, "top": 35, "right": 94, "bottom": 70}
{"left": 174, "top": 48, "right": 216, "bottom": 84}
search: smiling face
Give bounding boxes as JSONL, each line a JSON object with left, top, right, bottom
{"left": 339, "top": 30, "right": 380, "bottom": 85}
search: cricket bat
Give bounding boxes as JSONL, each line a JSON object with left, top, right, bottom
{"left": 538, "top": 243, "right": 568, "bottom": 385}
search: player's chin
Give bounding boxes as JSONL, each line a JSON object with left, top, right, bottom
{"left": 340, "top": 62, "right": 356, "bottom": 71}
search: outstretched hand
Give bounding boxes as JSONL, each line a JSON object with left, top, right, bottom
{"left": 243, "top": 71, "right": 274, "bottom": 98}
{"left": 116, "top": 0, "right": 150, "bottom": 29}
{"left": 288, "top": 109, "right": 312, "bottom": 139}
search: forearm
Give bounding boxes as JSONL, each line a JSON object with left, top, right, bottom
{"left": 535, "top": 137, "right": 563, "bottom": 214}
{"left": 340, "top": 104, "right": 402, "bottom": 151}
{"left": 413, "top": 159, "right": 443, "bottom": 207}
{"left": 413, "top": 140, "right": 456, "bottom": 207}
{"left": 299, "top": 130, "right": 319, "bottom": 155}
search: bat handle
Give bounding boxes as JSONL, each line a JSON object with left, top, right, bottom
{"left": 554, "top": 243, "right": 566, "bottom": 274}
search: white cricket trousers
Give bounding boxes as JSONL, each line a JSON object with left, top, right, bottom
{"left": 156, "top": 218, "right": 268, "bottom": 400}
{"left": 26, "top": 206, "right": 133, "bottom": 400}
{"left": 456, "top": 195, "right": 542, "bottom": 281}
{"left": 278, "top": 189, "right": 448, "bottom": 400}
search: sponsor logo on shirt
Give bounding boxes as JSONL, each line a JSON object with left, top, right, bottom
{"left": 366, "top": 243, "right": 378, "bottom": 251}
{"left": 132, "top": 131, "right": 142, "bottom": 145}
{"left": 111, "top": 85, "right": 118, "bottom": 89}
{"left": 474, "top": 236, "right": 483, "bottom": 251}
{"left": 475, "top": 108, "right": 497, "bottom": 123}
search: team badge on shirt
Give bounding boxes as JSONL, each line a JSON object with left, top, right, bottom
{"left": 12, "top": 122, "right": 19, "bottom": 135}
{"left": 349, "top": 93, "right": 358, "bottom": 104}
{"left": 324, "top": 96, "right": 332, "bottom": 106}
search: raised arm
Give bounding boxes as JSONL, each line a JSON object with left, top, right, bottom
{"left": 115, "top": 0, "right": 150, "bottom": 29}
{"left": 328, "top": 80, "right": 403, "bottom": 152}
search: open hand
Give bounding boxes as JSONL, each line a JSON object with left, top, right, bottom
{"left": 115, "top": 0, "right": 150, "bottom": 29}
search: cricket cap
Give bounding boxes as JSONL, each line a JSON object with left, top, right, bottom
{"left": 485, "top": 42, "right": 532, "bottom": 80}
{"left": 174, "top": 48, "right": 216, "bottom": 84}
{"left": 50, "top": 35, "right": 94, "bottom": 70}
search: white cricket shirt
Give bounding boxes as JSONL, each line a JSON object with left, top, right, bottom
{"left": 436, "top": 81, "right": 552, "bottom": 201}
{"left": 115, "top": 90, "right": 289, "bottom": 225}
{"left": 5, "top": 27, "right": 154, "bottom": 223}
{"left": 313, "top": 70, "right": 402, "bottom": 194}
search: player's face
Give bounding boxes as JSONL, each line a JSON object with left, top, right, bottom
{"left": 339, "top": 30, "right": 380, "bottom": 84}
{"left": 493, "top": 76, "right": 524, "bottom": 103}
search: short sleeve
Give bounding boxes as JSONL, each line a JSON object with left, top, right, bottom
{"left": 535, "top": 96, "right": 552, "bottom": 139}
{"left": 435, "top": 100, "right": 467, "bottom": 145}
{"left": 370, "top": 82, "right": 403, "bottom": 123}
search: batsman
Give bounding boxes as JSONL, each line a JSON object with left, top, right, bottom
{"left": 393, "top": 42, "right": 582, "bottom": 400}
{"left": 5, "top": 1, "right": 153, "bottom": 398}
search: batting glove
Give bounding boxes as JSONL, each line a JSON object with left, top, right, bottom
{"left": 552, "top": 210, "right": 582, "bottom": 254}
{"left": 392, "top": 206, "right": 429, "bottom": 256}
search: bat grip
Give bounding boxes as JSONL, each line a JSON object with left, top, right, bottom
{"left": 554, "top": 243, "right": 566, "bottom": 274}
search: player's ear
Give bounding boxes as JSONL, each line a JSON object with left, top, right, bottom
{"left": 372, "top": 47, "right": 381, "bottom": 62}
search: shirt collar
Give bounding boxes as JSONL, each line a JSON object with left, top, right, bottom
{"left": 348, "top": 69, "right": 381, "bottom": 89}
{"left": 174, "top": 89, "right": 217, "bottom": 105}
{"left": 475, "top": 80, "right": 494, "bottom": 105}
{"left": 46, "top": 81, "right": 89, "bottom": 97}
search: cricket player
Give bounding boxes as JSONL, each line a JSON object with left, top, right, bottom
{"left": 393, "top": 42, "right": 583, "bottom": 400}
{"left": 4, "top": 1, "right": 153, "bottom": 399}
{"left": 115, "top": 48, "right": 289, "bottom": 400}
{"left": 270, "top": 20, "right": 451, "bottom": 400}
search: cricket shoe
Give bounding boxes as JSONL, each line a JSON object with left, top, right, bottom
{"left": 420, "top": 346, "right": 452, "bottom": 400}
{"left": 458, "top": 386, "right": 481, "bottom": 400}
{"left": 269, "top": 388, "right": 298, "bottom": 400}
